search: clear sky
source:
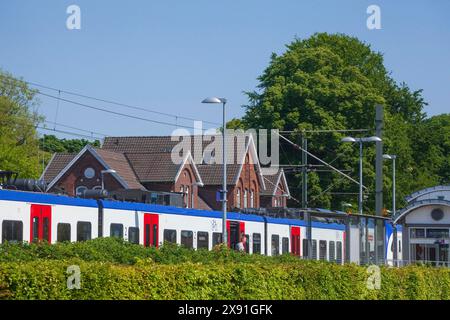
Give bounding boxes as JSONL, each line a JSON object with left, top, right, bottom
{"left": 0, "top": 0, "right": 449, "bottom": 140}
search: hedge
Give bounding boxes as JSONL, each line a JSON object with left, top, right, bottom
{"left": 1, "top": 239, "right": 450, "bottom": 300}
{"left": 2, "top": 259, "right": 450, "bottom": 299}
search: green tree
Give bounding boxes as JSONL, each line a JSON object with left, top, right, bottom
{"left": 240, "top": 33, "right": 431, "bottom": 212}
{"left": 40, "top": 134, "right": 101, "bottom": 154}
{"left": 0, "top": 71, "right": 45, "bottom": 178}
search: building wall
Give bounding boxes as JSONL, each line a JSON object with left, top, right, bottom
{"left": 50, "top": 152, "right": 122, "bottom": 196}
{"left": 233, "top": 153, "right": 260, "bottom": 210}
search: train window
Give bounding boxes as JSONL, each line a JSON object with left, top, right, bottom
{"left": 312, "top": 240, "right": 317, "bottom": 260}
{"left": 302, "top": 239, "right": 309, "bottom": 258}
{"left": 128, "top": 227, "right": 139, "bottom": 244}
{"left": 336, "top": 241, "right": 342, "bottom": 264}
{"left": 181, "top": 230, "right": 193, "bottom": 249}
{"left": 57, "top": 223, "right": 71, "bottom": 242}
{"left": 197, "top": 231, "right": 209, "bottom": 250}
{"left": 282, "top": 237, "right": 289, "bottom": 255}
{"left": 43, "top": 217, "right": 50, "bottom": 242}
{"left": 329, "top": 241, "right": 335, "bottom": 262}
{"left": 77, "top": 222, "right": 91, "bottom": 241}
{"left": 145, "top": 224, "right": 150, "bottom": 247}
{"left": 32, "top": 217, "right": 39, "bottom": 241}
{"left": 245, "top": 234, "right": 250, "bottom": 253}
{"left": 2, "top": 220, "right": 23, "bottom": 243}
{"left": 319, "top": 240, "right": 327, "bottom": 261}
{"left": 153, "top": 224, "right": 158, "bottom": 246}
{"left": 253, "top": 233, "right": 261, "bottom": 254}
{"left": 271, "top": 235, "right": 280, "bottom": 256}
{"left": 164, "top": 229, "right": 177, "bottom": 244}
{"left": 110, "top": 224, "right": 123, "bottom": 239}
{"left": 212, "top": 232, "right": 222, "bottom": 247}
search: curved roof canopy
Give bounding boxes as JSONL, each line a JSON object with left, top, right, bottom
{"left": 405, "top": 185, "right": 450, "bottom": 203}
{"left": 392, "top": 199, "right": 450, "bottom": 224}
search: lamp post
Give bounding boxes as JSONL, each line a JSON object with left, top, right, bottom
{"left": 202, "top": 97, "right": 228, "bottom": 245}
{"left": 101, "top": 169, "right": 116, "bottom": 191}
{"left": 383, "top": 154, "right": 397, "bottom": 216}
{"left": 341, "top": 136, "right": 382, "bottom": 215}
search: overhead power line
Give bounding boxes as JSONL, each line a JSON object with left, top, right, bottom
{"left": 0, "top": 75, "right": 221, "bottom": 126}
{"left": 37, "top": 126, "right": 104, "bottom": 140}
{"left": 275, "top": 131, "right": 367, "bottom": 190}
{"left": 43, "top": 120, "right": 110, "bottom": 137}
{"left": 37, "top": 92, "right": 211, "bottom": 132}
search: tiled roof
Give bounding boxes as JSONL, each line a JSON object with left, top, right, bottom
{"left": 103, "top": 134, "right": 257, "bottom": 186}
{"left": 94, "top": 149, "right": 144, "bottom": 189}
{"left": 124, "top": 152, "right": 181, "bottom": 182}
{"left": 260, "top": 170, "right": 287, "bottom": 196}
{"left": 196, "top": 163, "right": 242, "bottom": 185}
{"left": 41, "top": 153, "right": 76, "bottom": 183}
{"left": 103, "top": 134, "right": 254, "bottom": 165}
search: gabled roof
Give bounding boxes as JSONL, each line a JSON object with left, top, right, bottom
{"left": 40, "top": 153, "right": 76, "bottom": 183}
{"left": 43, "top": 145, "right": 144, "bottom": 191}
{"left": 261, "top": 169, "right": 290, "bottom": 197}
{"left": 125, "top": 151, "right": 203, "bottom": 185}
{"left": 103, "top": 134, "right": 266, "bottom": 188}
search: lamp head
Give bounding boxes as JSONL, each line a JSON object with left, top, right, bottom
{"left": 341, "top": 137, "right": 357, "bottom": 143}
{"left": 202, "top": 97, "right": 227, "bottom": 104}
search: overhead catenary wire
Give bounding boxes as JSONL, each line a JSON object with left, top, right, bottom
{"left": 275, "top": 131, "right": 367, "bottom": 190}
{"left": 37, "top": 126, "right": 104, "bottom": 140}
{"left": 0, "top": 75, "right": 222, "bottom": 126}
{"left": 43, "top": 120, "right": 110, "bottom": 137}
{"left": 37, "top": 91, "right": 213, "bottom": 132}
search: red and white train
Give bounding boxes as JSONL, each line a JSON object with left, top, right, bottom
{"left": 0, "top": 189, "right": 400, "bottom": 264}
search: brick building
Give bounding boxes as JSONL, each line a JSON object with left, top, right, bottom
{"left": 41, "top": 134, "right": 290, "bottom": 210}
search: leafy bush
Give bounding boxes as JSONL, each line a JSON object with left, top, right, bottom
{"left": 1, "top": 238, "right": 450, "bottom": 300}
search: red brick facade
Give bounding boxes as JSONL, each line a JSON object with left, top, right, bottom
{"left": 52, "top": 152, "right": 123, "bottom": 196}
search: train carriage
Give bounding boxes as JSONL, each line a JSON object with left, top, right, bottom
{"left": 0, "top": 189, "right": 392, "bottom": 265}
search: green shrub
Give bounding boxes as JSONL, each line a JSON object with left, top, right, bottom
{"left": 1, "top": 238, "right": 450, "bottom": 300}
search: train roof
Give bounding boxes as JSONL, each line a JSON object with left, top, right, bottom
{"left": 0, "top": 189, "right": 345, "bottom": 230}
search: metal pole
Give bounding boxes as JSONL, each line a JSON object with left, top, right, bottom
{"left": 101, "top": 172, "right": 104, "bottom": 190}
{"left": 375, "top": 105, "right": 384, "bottom": 217}
{"left": 301, "top": 135, "right": 308, "bottom": 209}
{"left": 222, "top": 101, "right": 228, "bottom": 245}
{"left": 393, "top": 157, "right": 396, "bottom": 216}
{"left": 359, "top": 140, "right": 363, "bottom": 215}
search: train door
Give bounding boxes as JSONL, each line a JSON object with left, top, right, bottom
{"left": 291, "top": 226, "right": 301, "bottom": 256}
{"left": 227, "top": 221, "right": 245, "bottom": 250}
{"left": 30, "top": 204, "right": 52, "bottom": 243}
{"left": 144, "top": 213, "right": 159, "bottom": 247}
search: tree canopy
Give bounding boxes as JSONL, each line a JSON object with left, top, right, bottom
{"left": 237, "top": 33, "right": 447, "bottom": 213}
{"left": 0, "top": 71, "right": 43, "bottom": 178}
{"left": 39, "top": 134, "right": 101, "bottom": 154}
{"left": 0, "top": 70, "right": 102, "bottom": 178}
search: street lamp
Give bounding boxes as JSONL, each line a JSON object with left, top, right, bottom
{"left": 101, "top": 169, "right": 116, "bottom": 191}
{"left": 202, "top": 97, "right": 228, "bottom": 245}
{"left": 341, "top": 136, "right": 382, "bottom": 215}
{"left": 383, "top": 154, "right": 397, "bottom": 217}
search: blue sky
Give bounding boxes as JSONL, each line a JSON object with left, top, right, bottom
{"left": 0, "top": 0, "right": 449, "bottom": 140}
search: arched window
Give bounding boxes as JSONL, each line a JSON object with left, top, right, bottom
{"left": 191, "top": 186, "right": 195, "bottom": 209}
{"left": 75, "top": 186, "right": 87, "bottom": 197}
{"left": 250, "top": 189, "right": 254, "bottom": 208}
{"left": 236, "top": 188, "right": 241, "bottom": 208}
{"left": 243, "top": 189, "right": 248, "bottom": 208}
